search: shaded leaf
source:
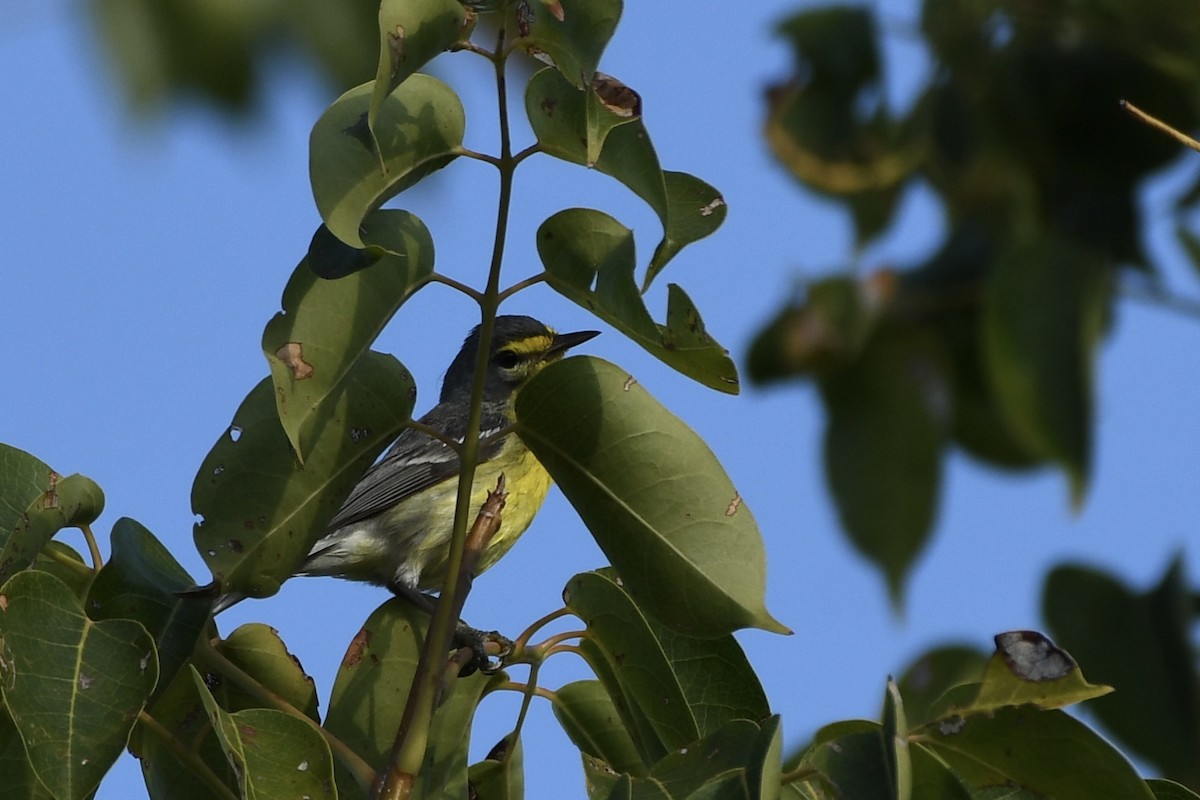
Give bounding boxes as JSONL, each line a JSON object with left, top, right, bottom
{"left": 193, "top": 351, "right": 413, "bottom": 603}
{"left": 577, "top": 637, "right": 666, "bottom": 769}
{"left": 552, "top": 680, "right": 646, "bottom": 777}
{"left": 537, "top": 209, "right": 738, "bottom": 393}
{"left": 881, "top": 680, "right": 911, "bottom": 800}
{"left": 909, "top": 744, "right": 971, "bottom": 800}
{"left": 265, "top": 210, "right": 433, "bottom": 459}
{"left": 792, "top": 720, "right": 891, "bottom": 800}
{"left": 1150, "top": 780, "right": 1200, "bottom": 800}
{"left": 515, "top": 356, "right": 786, "bottom": 636}
{"left": 468, "top": 733, "right": 524, "bottom": 800}
{"left": 218, "top": 623, "right": 320, "bottom": 722}
{"left": 527, "top": 69, "right": 727, "bottom": 285}
{"left": 516, "top": 0, "right": 622, "bottom": 88}
{"left": 896, "top": 644, "right": 987, "bottom": 728}
{"left": 310, "top": 74, "right": 464, "bottom": 249}
{"left": 563, "top": 569, "right": 769, "bottom": 753}
{"left": 1043, "top": 559, "right": 1200, "bottom": 786}
{"left": 324, "top": 597, "right": 496, "bottom": 799}
{"left": 0, "top": 703, "right": 54, "bottom": 800}
{"left": 915, "top": 706, "right": 1154, "bottom": 800}
{"left": 33, "top": 541, "right": 94, "bottom": 601}
{"left": 820, "top": 326, "right": 948, "bottom": 604}
{"left": 190, "top": 667, "right": 336, "bottom": 800}
{"left": 983, "top": 236, "right": 1110, "bottom": 506}
{"left": 87, "top": 517, "right": 212, "bottom": 703}
{"left": 0, "top": 570, "right": 158, "bottom": 800}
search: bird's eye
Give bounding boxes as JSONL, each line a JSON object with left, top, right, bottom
{"left": 494, "top": 350, "right": 521, "bottom": 370}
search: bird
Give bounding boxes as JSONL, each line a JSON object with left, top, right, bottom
{"left": 213, "top": 316, "right": 599, "bottom": 624}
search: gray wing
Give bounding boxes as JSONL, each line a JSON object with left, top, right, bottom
{"left": 325, "top": 401, "right": 509, "bottom": 532}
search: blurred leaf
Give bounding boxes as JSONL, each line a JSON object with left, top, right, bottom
{"left": 217, "top": 623, "right": 321, "bottom": 722}
{"left": 324, "top": 597, "right": 496, "bottom": 799}
{"left": 915, "top": 706, "right": 1154, "bottom": 800}
{"left": 87, "top": 517, "right": 212, "bottom": 703}
{"left": 537, "top": 209, "right": 738, "bottom": 393}
{"left": 265, "top": 210, "right": 432, "bottom": 460}
{"left": 881, "top": 680, "right": 911, "bottom": 800}
{"left": 0, "top": 442, "right": 105, "bottom": 586}
{"left": 1176, "top": 221, "right": 1200, "bottom": 282}
{"left": 820, "top": 326, "right": 948, "bottom": 604}
{"left": 310, "top": 74, "right": 464, "bottom": 248}
{"left": 516, "top": 356, "right": 786, "bottom": 636}
{"left": 516, "top": 0, "right": 621, "bottom": 88}
{"left": 564, "top": 569, "right": 769, "bottom": 754}
{"left": 527, "top": 69, "right": 727, "bottom": 285}
{"left": 1043, "top": 559, "right": 1200, "bottom": 787}
{"left": 0, "top": 703, "right": 53, "bottom": 800}
{"left": 190, "top": 667, "right": 336, "bottom": 800}
{"left": 552, "top": 680, "right": 646, "bottom": 777}
{"left": 0, "top": 570, "right": 158, "bottom": 800}
{"left": 468, "top": 733, "right": 523, "bottom": 800}
{"left": 369, "top": 0, "right": 468, "bottom": 149}
{"left": 193, "top": 351, "right": 412, "bottom": 603}
{"left": 983, "top": 234, "right": 1110, "bottom": 507}
{"left": 896, "top": 644, "right": 987, "bottom": 728}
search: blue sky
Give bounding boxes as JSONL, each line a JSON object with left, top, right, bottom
{"left": 4, "top": 2, "right": 1200, "bottom": 797}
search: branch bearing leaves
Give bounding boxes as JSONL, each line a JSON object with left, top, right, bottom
{"left": 0, "top": 442, "right": 104, "bottom": 586}
{"left": 193, "top": 352, "right": 413, "bottom": 603}
{"left": 563, "top": 570, "right": 769, "bottom": 754}
{"left": 324, "top": 598, "right": 497, "bottom": 799}
{"left": 551, "top": 680, "right": 646, "bottom": 777}
{"left": 527, "top": 68, "right": 728, "bottom": 287}
{"left": 266, "top": 210, "right": 433, "bottom": 460}
{"left": 1043, "top": 559, "right": 1200, "bottom": 786}
{"left": 820, "top": 326, "right": 949, "bottom": 606}
{"left": 369, "top": 0, "right": 469, "bottom": 151}
{"left": 189, "top": 667, "right": 336, "bottom": 800}
{"left": 310, "top": 73, "right": 464, "bottom": 249}
{"left": 516, "top": 0, "right": 622, "bottom": 88}
{"left": 87, "top": 517, "right": 212, "bottom": 704}
{"left": 915, "top": 706, "right": 1155, "bottom": 800}
{"left": 537, "top": 209, "right": 738, "bottom": 393}
{"left": 0, "top": 570, "right": 159, "bottom": 800}
{"left": 983, "top": 236, "right": 1111, "bottom": 507}
{"left": 515, "top": 356, "right": 786, "bottom": 636}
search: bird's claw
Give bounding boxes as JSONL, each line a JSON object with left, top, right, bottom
{"left": 453, "top": 625, "right": 514, "bottom": 676}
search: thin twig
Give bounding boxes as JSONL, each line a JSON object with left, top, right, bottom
{"left": 1121, "top": 99, "right": 1200, "bottom": 152}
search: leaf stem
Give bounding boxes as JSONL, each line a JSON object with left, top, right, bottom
{"left": 428, "top": 273, "right": 485, "bottom": 303}
{"left": 489, "top": 681, "right": 557, "bottom": 703}
{"left": 779, "top": 766, "right": 819, "bottom": 785}
{"left": 137, "top": 710, "right": 240, "bottom": 800}
{"left": 80, "top": 523, "right": 103, "bottom": 570}
{"left": 498, "top": 271, "right": 547, "bottom": 302}
{"left": 194, "top": 639, "right": 378, "bottom": 796}
{"left": 513, "top": 606, "right": 572, "bottom": 648}
{"left": 42, "top": 544, "right": 94, "bottom": 577}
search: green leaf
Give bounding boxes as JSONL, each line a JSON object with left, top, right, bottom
{"left": 193, "top": 351, "right": 413, "bottom": 603}
{"left": 87, "top": 517, "right": 212, "bottom": 703}
{"left": 1043, "top": 559, "right": 1200, "bottom": 786}
{"left": 468, "top": 733, "right": 524, "bottom": 800}
{"left": 983, "top": 236, "right": 1110, "bottom": 506}
{"left": 515, "top": 0, "right": 622, "bottom": 88}
{"left": 915, "top": 706, "right": 1154, "bottom": 800}
{"left": 552, "top": 680, "right": 646, "bottom": 776}
{"left": 896, "top": 644, "right": 987, "bottom": 728}
{"left": 310, "top": 74, "right": 464, "bottom": 249}
{"left": 1149, "top": 780, "right": 1200, "bottom": 800}
{"left": 564, "top": 570, "right": 770, "bottom": 753}
{"left": 217, "top": 623, "right": 321, "bottom": 722}
{"left": 909, "top": 744, "right": 972, "bottom": 800}
{"left": 0, "top": 703, "right": 54, "bottom": 800}
{"left": 369, "top": 0, "right": 468, "bottom": 150}
{"left": 527, "top": 69, "right": 727, "bottom": 286}
{"left": 265, "top": 210, "right": 433, "bottom": 460}
{"left": 190, "top": 667, "right": 336, "bottom": 800}
{"left": 33, "top": 541, "right": 94, "bottom": 601}
{"left": 577, "top": 637, "right": 666, "bottom": 768}
{"left": 881, "top": 680, "right": 911, "bottom": 800}
{"left": 0, "top": 443, "right": 105, "bottom": 586}
{"left": 537, "top": 209, "right": 738, "bottom": 393}
{"left": 792, "top": 720, "right": 891, "bottom": 800}
{"left": 964, "top": 630, "right": 1112, "bottom": 714}
{"left": 515, "top": 356, "right": 786, "bottom": 636}
{"left": 324, "top": 598, "right": 496, "bottom": 799}
{"left": 0, "top": 570, "right": 159, "bottom": 800}
{"left": 820, "top": 326, "right": 948, "bottom": 605}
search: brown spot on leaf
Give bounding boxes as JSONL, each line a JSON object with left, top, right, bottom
{"left": 276, "top": 342, "right": 314, "bottom": 380}
{"left": 79, "top": 673, "right": 94, "bottom": 690}
{"left": 725, "top": 494, "right": 743, "bottom": 516}
{"left": 43, "top": 471, "right": 60, "bottom": 510}
{"left": 343, "top": 628, "right": 371, "bottom": 667}
{"left": 593, "top": 73, "right": 640, "bottom": 118}
{"left": 622, "top": 375, "right": 637, "bottom": 391}
{"left": 0, "top": 594, "right": 7, "bottom": 612}
{"left": 540, "top": 97, "right": 557, "bottom": 117}
{"left": 239, "top": 723, "right": 257, "bottom": 739}
{"left": 228, "top": 539, "right": 244, "bottom": 553}
{"left": 388, "top": 25, "right": 405, "bottom": 70}
{"left": 699, "top": 196, "right": 726, "bottom": 217}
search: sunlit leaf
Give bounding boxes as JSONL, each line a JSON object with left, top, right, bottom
{"left": 0, "top": 570, "right": 158, "bottom": 800}
{"left": 515, "top": 0, "right": 622, "bottom": 88}
{"left": 193, "top": 352, "right": 413, "bottom": 603}
{"left": 820, "top": 326, "right": 948, "bottom": 604}
{"left": 310, "top": 74, "right": 464, "bottom": 248}
{"left": 87, "top": 517, "right": 211, "bottom": 703}
{"left": 190, "top": 667, "right": 336, "bottom": 800}
{"left": 963, "top": 630, "right": 1112, "bottom": 713}
{"left": 516, "top": 357, "right": 786, "bottom": 636}
{"left": 537, "top": 209, "right": 738, "bottom": 393}
{"left": 265, "top": 210, "right": 433, "bottom": 460}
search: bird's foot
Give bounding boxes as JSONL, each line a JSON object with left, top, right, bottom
{"left": 453, "top": 623, "right": 514, "bottom": 676}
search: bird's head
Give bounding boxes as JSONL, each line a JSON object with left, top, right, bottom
{"left": 440, "top": 315, "right": 600, "bottom": 404}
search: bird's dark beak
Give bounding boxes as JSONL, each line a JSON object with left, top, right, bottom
{"left": 547, "top": 329, "right": 600, "bottom": 359}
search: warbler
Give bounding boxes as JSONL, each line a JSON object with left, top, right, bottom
{"left": 213, "top": 315, "right": 597, "bottom": 614}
